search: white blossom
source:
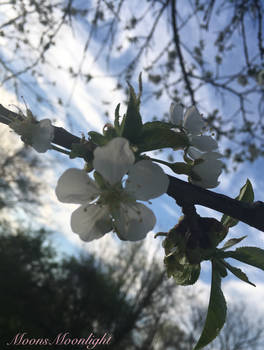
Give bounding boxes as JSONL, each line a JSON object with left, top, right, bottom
{"left": 188, "top": 147, "right": 223, "bottom": 188}
{"left": 170, "top": 103, "right": 218, "bottom": 152}
{"left": 9, "top": 110, "right": 54, "bottom": 153}
{"left": 55, "top": 137, "right": 169, "bottom": 242}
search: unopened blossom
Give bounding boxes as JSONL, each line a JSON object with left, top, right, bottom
{"left": 55, "top": 137, "right": 169, "bottom": 242}
{"left": 9, "top": 110, "right": 54, "bottom": 153}
{"left": 188, "top": 147, "right": 223, "bottom": 188}
{"left": 170, "top": 103, "right": 218, "bottom": 152}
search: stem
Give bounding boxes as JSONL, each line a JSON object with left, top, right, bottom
{"left": 51, "top": 145, "right": 71, "bottom": 155}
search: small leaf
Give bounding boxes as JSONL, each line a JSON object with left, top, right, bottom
{"left": 69, "top": 143, "right": 94, "bottom": 162}
{"left": 239, "top": 179, "right": 254, "bottom": 202}
{"left": 194, "top": 261, "right": 227, "bottom": 350}
{"left": 93, "top": 171, "right": 107, "bottom": 189}
{"left": 88, "top": 131, "right": 107, "bottom": 146}
{"left": 221, "top": 260, "right": 255, "bottom": 287}
{"left": 168, "top": 260, "right": 201, "bottom": 285}
{"left": 221, "top": 179, "right": 254, "bottom": 228}
{"left": 213, "top": 258, "right": 227, "bottom": 278}
{"left": 169, "top": 162, "right": 192, "bottom": 175}
{"left": 138, "top": 72, "right": 143, "bottom": 102}
{"left": 121, "top": 84, "right": 143, "bottom": 142}
{"left": 221, "top": 236, "right": 247, "bottom": 250}
{"left": 137, "top": 129, "right": 188, "bottom": 152}
{"left": 219, "top": 247, "right": 264, "bottom": 272}
{"left": 114, "top": 103, "right": 121, "bottom": 131}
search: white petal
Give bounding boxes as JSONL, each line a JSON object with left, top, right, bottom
{"left": 195, "top": 159, "right": 223, "bottom": 178}
{"left": 201, "top": 152, "right": 223, "bottom": 160}
{"left": 93, "top": 137, "right": 135, "bottom": 185}
{"left": 183, "top": 106, "right": 205, "bottom": 135}
{"left": 190, "top": 135, "right": 218, "bottom": 152}
{"left": 55, "top": 168, "right": 99, "bottom": 204}
{"left": 32, "top": 119, "right": 54, "bottom": 153}
{"left": 191, "top": 178, "right": 220, "bottom": 189}
{"left": 188, "top": 147, "right": 223, "bottom": 160}
{"left": 125, "top": 160, "right": 169, "bottom": 200}
{"left": 187, "top": 146, "right": 203, "bottom": 160}
{"left": 170, "top": 103, "right": 183, "bottom": 126}
{"left": 114, "top": 202, "right": 156, "bottom": 241}
{"left": 71, "top": 204, "right": 112, "bottom": 241}
{"left": 192, "top": 159, "right": 223, "bottom": 188}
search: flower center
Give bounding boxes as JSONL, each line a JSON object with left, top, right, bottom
{"left": 99, "top": 183, "right": 135, "bottom": 211}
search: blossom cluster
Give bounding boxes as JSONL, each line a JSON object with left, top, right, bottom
{"left": 170, "top": 103, "right": 223, "bottom": 188}
{"left": 7, "top": 96, "right": 223, "bottom": 242}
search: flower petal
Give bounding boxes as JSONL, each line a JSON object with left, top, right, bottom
{"left": 71, "top": 204, "right": 112, "bottom": 241}
{"left": 32, "top": 119, "right": 54, "bottom": 153}
{"left": 190, "top": 135, "right": 218, "bottom": 152}
{"left": 183, "top": 106, "right": 205, "bottom": 135}
{"left": 170, "top": 103, "right": 183, "bottom": 126}
{"left": 55, "top": 168, "right": 99, "bottom": 204}
{"left": 125, "top": 160, "right": 169, "bottom": 200}
{"left": 114, "top": 202, "right": 156, "bottom": 241}
{"left": 188, "top": 147, "right": 223, "bottom": 160}
{"left": 93, "top": 137, "right": 135, "bottom": 185}
{"left": 187, "top": 147, "right": 203, "bottom": 160}
{"left": 191, "top": 158, "right": 223, "bottom": 188}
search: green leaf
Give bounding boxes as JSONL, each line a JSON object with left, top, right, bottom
{"left": 221, "top": 179, "right": 254, "bottom": 228}
{"left": 219, "top": 247, "right": 264, "bottom": 272}
{"left": 137, "top": 129, "right": 188, "bottom": 152}
{"left": 138, "top": 72, "right": 143, "bottom": 102}
{"left": 221, "top": 260, "right": 255, "bottom": 287}
{"left": 69, "top": 143, "right": 94, "bottom": 162}
{"left": 221, "top": 236, "right": 247, "bottom": 250}
{"left": 88, "top": 131, "right": 107, "bottom": 146}
{"left": 237, "top": 179, "right": 254, "bottom": 202}
{"left": 194, "top": 261, "right": 227, "bottom": 350}
{"left": 114, "top": 103, "right": 121, "bottom": 131}
{"left": 213, "top": 259, "right": 227, "bottom": 278}
{"left": 168, "top": 260, "right": 201, "bottom": 285}
{"left": 93, "top": 171, "right": 107, "bottom": 189}
{"left": 168, "top": 162, "right": 192, "bottom": 175}
{"left": 121, "top": 83, "right": 143, "bottom": 142}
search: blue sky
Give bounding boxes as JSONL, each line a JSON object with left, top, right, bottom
{"left": 0, "top": 0, "right": 264, "bottom": 318}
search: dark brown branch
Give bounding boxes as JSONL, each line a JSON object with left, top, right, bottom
{"left": 0, "top": 103, "right": 264, "bottom": 232}
{"left": 167, "top": 176, "right": 264, "bottom": 232}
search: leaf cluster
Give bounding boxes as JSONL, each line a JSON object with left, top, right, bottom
{"left": 162, "top": 179, "right": 264, "bottom": 349}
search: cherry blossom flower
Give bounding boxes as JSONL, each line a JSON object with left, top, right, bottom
{"left": 170, "top": 103, "right": 218, "bottom": 152}
{"left": 9, "top": 110, "right": 54, "bottom": 153}
{"left": 55, "top": 137, "right": 169, "bottom": 242}
{"left": 188, "top": 147, "right": 224, "bottom": 188}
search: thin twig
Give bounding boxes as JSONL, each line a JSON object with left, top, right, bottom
{"left": 171, "top": 0, "right": 196, "bottom": 106}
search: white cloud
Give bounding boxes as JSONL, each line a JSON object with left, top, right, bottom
{"left": 223, "top": 280, "right": 264, "bottom": 316}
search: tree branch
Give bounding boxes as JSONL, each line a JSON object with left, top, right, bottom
{"left": 171, "top": 0, "right": 196, "bottom": 106}
{"left": 0, "top": 103, "right": 264, "bottom": 232}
